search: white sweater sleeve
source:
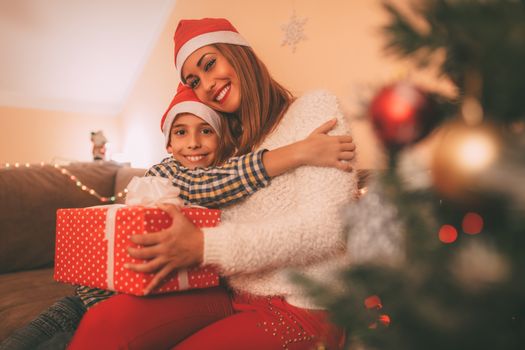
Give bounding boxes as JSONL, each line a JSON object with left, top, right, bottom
{"left": 203, "top": 90, "right": 358, "bottom": 275}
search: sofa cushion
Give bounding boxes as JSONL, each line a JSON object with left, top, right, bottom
{"left": 0, "top": 268, "right": 75, "bottom": 342}
{"left": 0, "top": 162, "right": 121, "bottom": 274}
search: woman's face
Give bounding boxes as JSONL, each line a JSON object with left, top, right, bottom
{"left": 181, "top": 45, "right": 241, "bottom": 114}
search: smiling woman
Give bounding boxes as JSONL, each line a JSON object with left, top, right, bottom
{"left": 2, "top": 76, "right": 355, "bottom": 349}
{"left": 68, "top": 17, "right": 357, "bottom": 350}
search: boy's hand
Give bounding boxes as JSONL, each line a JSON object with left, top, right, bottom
{"left": 299, "top": 118, "right": 355, "bottom": 171}
{"left": 262, "top": 118, "right": 356, "bottom": 177}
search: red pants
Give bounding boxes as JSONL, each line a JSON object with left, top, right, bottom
{"left": 68, "top": 287, "right": 345, "bottom": 350}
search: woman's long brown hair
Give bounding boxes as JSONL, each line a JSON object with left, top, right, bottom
{"left": 214, "top": 43, "right": 294, "bottom": 156}
{"left": 212, "top": 115, "right": 237, "bottom": 165}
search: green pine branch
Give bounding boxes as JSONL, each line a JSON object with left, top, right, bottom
{"left": 382, "top": 0, "right": 525, "bottom": 123}
{"left": 298, "top": 167, "right": 525, "bottom": 349}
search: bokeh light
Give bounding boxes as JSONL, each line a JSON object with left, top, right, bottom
{"left": 439, "top": 224, "right": 458, "bottom": 243}
{"left": 456, "top": 133, "right": 498, "bottom": 173}
{"left": 462, "top": 212, "right": 484, "bottom": 235}
{"left": 364, "top": 295, "right": 383, "bottom": 310}
{"left": 378, "top": 314, "right": 391, "bottom": 327}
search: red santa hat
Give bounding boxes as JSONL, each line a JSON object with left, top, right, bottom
{"left": 174, "top": 18, "right": 250, "bottom": 79}
{"left": 161, "top": 83, "right": 222, "bottom": 146}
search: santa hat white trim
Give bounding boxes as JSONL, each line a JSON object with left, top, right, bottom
{"left": 176, "top": 31, "right": 250, "bottom": 78}
{"left": 162, "top": 101, "right": 222, "bottom": 146}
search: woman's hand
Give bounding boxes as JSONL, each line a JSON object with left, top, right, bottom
{"left": 299, "top": 118, "right": 356, "bottom": 171}
{"left": 125, "top": 203, "right": 204, "bottom": 295}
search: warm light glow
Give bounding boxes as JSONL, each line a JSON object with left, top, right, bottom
{"left": 364, "top": 295, "right": 383, "bottom": 310}
{"left": 389, "top": 98, "right": 414, "bottom": 122}
{"left": 369, "top": 314, "right": 391, "bottom": 329}
{"left": 439, "top": 224, "right": 458, "bottom": 244}
{"left": 378, "top": 314, "right": 391, "bottom": 327}
{"left": 121, "top": 116, "right": 165, "bottom": 168}
{"left": 461, "top": 97, "right": 483, "bottom": 126}
{"left": 456, "top": 134, "right": 497, "bottom": 173}
{"left": 1, "top": 161, "right": 127, "bottom": 202}
{"left": 462, "top": 212, "right": 484, "bottom": 235}
{"left": 390, "top": 82, "right": 421, "bottom": 122}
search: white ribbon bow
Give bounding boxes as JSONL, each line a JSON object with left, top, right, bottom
{"left": 125, "top": 176, "right": 184, "bottom": 207}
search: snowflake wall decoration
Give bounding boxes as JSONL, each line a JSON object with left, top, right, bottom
{"left": 281, "top": 11, "right": 308, "bottom": 53}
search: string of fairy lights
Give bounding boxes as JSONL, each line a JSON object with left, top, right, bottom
{"left": 2, "top": 161, "right": 483, "bottom": 243}
{"left": 0, "top": 162, "right": 127, "bottom": 203}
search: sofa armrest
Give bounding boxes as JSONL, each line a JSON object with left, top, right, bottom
{"left": 0, "top": 162, "right": 122, "bottom": 274}
{"left": 114, "top": 167, "right": 147, "bottom": 204}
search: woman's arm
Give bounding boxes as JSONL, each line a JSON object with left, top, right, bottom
{"left": 203, "top": 91, "right": 358, "bottom": 274}
{"left": 127, "top": 91, "right": 358, "bottom": 293}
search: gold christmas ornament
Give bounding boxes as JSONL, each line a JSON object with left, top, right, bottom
{"left": 431, "top": 121, "right": 501, "bottom": 202}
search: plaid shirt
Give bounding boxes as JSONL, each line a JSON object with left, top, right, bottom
{"left": 146, "top": 149, "right": 270, "bottom": 208}
{"left": 76, "top": 149, "right": 270, "bottom": 308}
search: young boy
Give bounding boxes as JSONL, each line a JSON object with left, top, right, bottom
{"left": 2, "top": 84, "right": 354, "bottom": 349}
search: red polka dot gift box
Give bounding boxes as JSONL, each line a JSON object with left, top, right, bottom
{"left": 54, "top": 206, "right": 221, "bottom": 296}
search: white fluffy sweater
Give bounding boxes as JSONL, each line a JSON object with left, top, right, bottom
{"left": 203, "top": 90, "right": 358, "bottom": 309}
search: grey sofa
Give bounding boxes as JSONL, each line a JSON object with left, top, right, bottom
{"left": 0, "top": 161, "right": 370, "bottom": 344}
{"left": 0, "top": 161, "right": 145, "bottom": 343}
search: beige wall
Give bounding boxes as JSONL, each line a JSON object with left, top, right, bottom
{"left": 119, "top": 0, "right": 452, "bottom": 169}
{"left": 1, "top": 0, "right": 452, "bottom": 168}
{"left": 0, "top": 106, "right": 121, "bottom": 164}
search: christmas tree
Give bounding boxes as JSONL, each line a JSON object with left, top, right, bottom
{"left": 299, "top": 1, "right": 525, "bottom": 349}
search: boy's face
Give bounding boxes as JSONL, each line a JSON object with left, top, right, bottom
{"left": 167, "top": 113, "right": 219, "bottom": 169}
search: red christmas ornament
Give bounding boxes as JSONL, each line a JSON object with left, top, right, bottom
{"left": 369, "top": 81, "right": 436, "bottom": 148}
